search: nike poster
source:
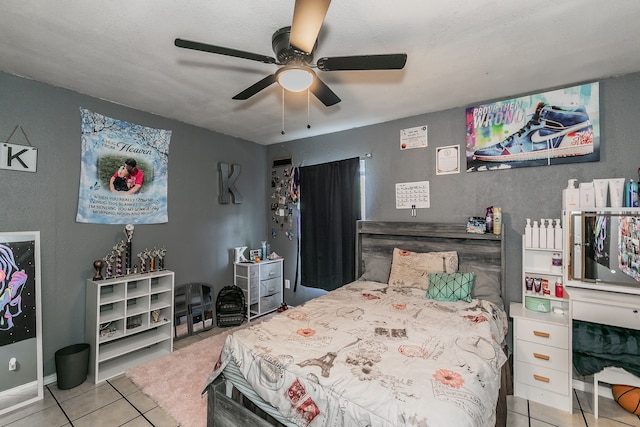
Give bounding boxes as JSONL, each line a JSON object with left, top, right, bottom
{"left": 465, "top": 82, "right": 599, "bottom": 172}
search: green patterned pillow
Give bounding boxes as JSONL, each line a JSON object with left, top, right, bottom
{"left": 427, "top": 273, "right": 474, "bottom": 303}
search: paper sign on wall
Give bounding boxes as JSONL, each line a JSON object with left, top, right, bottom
{"left": 400, "top": 125, "right": 427, "bottom": 150}
{"left": 396, "top": 181, "right": 430, "bottom": 209}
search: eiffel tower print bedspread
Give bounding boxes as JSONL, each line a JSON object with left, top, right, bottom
{"left": 205, "top": 280, "right": 508, "bottom": 427}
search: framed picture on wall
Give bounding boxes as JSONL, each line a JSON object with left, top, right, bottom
{"left": 0, "top": 231, "right": 43, "bottom": 415}
{"left": 466, "top": 82, "right": 600, "bottom": 172}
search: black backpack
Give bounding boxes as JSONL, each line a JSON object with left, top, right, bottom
{"left": 215, "top": 285, "right": 246, "bottom": 327}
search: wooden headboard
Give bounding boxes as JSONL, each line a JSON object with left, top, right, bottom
{"left": 356, "top": 221, "right": 506, "bottom": 307}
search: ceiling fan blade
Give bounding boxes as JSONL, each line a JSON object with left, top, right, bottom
{"left": 316, "top": 54, "right": 407, "bottom": 71}
{"left": 175, "top": 38, "right": 276, "bottom": 64}
{"left": 310, "top": 76, "right": 341, "bottom": 106}
{"left": 232, "top": 74, "right": 277, "bottom": 100}
{"left": 290, "top": 0, "right": 331, "bottom": 54}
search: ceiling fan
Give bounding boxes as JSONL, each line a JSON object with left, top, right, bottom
{"left": 174, "top": 0, "right": 407, "bottom": 107}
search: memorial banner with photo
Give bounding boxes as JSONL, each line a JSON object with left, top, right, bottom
{"left": 466, "top": 82, "right": 599, "bottom": 172}
{"left": 76, "top": 108, "right": 171, "bottom": 224}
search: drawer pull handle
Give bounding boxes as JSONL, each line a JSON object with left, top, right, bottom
{"left": 534, "top": 374, "right": 550, "bottom": 383}
{"left": 533, "top": 331, "right": 550, "bottom": 338}
{"left": 533, "top": 353, "right": 550, "bottom": 361}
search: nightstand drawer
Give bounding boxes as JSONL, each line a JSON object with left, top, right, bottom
{"left": 260, "top": 277, "right": 280, "bottom": 296}
{"left": 516, "top": 360, "right": 569, "bottom": 395}
{"left": 260, "top": 262, "right": 281, "bottom": 279}
{"left": 260, "top": 293, "right": 281, "bottom": 312}
{"left": 515, "top": 318, "right": 568, "bottom": 349}
{"left": 516, "top": 339, "right": 569, "bottom": 372}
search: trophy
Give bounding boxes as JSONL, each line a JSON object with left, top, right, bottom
{"left": 158, "top": 246, "right": 166, "bottom": 270}
{"left": 124, "top": 224, "right": 135, "bottom": 274}
{"left": 150, "top": 247, "right": 159, "bottom": 271}
{"left": 93, "top": 259, "right": 104, "bottom": 280}
{"left": 138, "top": 250, "right": 148, "bottom": 273}
{"left": 104, "top": 253, "right": 114, "bottom": 279}
{"left": 114, "top": 241, "right": 126, "bottom": 277}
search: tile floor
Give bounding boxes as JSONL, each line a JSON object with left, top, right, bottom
{"left": 507, "top": 389, "right": 640, "bottom": 426}
{"left": 3, "top": 325, "right": 640, "bottom": 426}
{"left": 0, "top": 327, "right": 221, "bottom": 427}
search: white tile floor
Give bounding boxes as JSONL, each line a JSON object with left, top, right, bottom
{"left": 0, "top": 375, "right": 178, "bottom": 427}
{"left": 5, "top": 384, "right": 639, "bottom": 426}
{"left": 508, "top": 388, "right": 640, "bottom": 426}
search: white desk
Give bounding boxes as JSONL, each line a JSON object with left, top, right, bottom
{"left": 569, "top": 287, "right": 640, "bottom": 418}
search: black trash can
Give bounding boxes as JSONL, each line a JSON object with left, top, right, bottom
{"left": 55, "top": 343, "right": 89, "bottom": 390}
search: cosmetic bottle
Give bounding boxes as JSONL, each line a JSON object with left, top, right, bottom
{"left": 485, "top": 207, "right": 493, "bottom": 234}
{"left": 539, "top": 219, "right": 547, "bottom": 249}
{"left": 554, "top": 219, "right": 562, "bottom": 250}
{"left": 555, "top": 277, "right": 564, "bottom": 298}
{"left": 493, "top": 207, "right": 502, "bottom": 235}
{"left": 525, "top": 276, "right": 533, "bottom": 293}
{"left": 546, "top": 219, "right": 554, "bottom": 250}
{"left": 531, "top": 220, "right": 539, "bottom": 248}
{"left": 525, "top": 219, "right": 532, "bottom": 248}
{"left": 551, "top": 252, "right": 562, "bottom": 274}
{"left": 562, "top": 179, "right": 579, "bottom": 210}
{"left": 533, "top": 277, "right": 542, "bottom": 294}
{"left": 579, "top": 182, "right": 595, "bottom": 209}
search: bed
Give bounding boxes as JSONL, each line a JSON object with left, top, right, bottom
{"left": 204, "top": 221, "right": 509, "bottom": 426}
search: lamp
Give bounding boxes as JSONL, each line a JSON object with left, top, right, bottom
{"left": 276, "top": 66, "right": 314, "bottom": 92}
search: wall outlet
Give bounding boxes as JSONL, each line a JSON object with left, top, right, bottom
{"left": 284, "top": 279, "right": 290, "bottom": 289}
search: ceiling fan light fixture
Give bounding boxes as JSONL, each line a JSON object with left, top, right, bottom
{"left": 276, "top": 66, "right": 314, "bottom": 92}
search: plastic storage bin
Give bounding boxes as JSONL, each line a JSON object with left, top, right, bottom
{"left": 55, "top": 343, "right": 89, "bottom": 389}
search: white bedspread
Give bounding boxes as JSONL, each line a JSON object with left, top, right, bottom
{"left": 206, "top": 281, "right": 508, "bottom": 427}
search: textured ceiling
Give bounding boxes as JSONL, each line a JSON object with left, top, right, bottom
{"left": 2, "top": 1, "right": 640, "bottom": 144}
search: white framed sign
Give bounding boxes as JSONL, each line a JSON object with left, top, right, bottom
{"left": 436, "top": 145, "right": 460, "bottom": 175}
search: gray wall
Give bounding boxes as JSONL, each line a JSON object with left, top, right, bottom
{"left": 2, "top": 69, "right": 639, "bottom": 384}
{"left": 268, "top": 72, "right": 640, "bottom": 311}
{"left": 0, "top": 72, "right": 268, "bottom": 381}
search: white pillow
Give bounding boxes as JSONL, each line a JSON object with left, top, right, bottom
{"left": 387, "top": 248, "right": 458, "bottom": 290}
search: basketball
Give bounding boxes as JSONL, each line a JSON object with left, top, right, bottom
{"left": 612, "top": 384, "right": 640, "bottom": 415}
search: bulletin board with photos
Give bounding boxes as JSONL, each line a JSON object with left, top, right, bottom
{"left": 270, "top": 163, "right": 299, "bottom": 240}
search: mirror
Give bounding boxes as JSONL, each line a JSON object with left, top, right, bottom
{"left": 569, "top": 211, "right": 640, "bottom": 291}
{"left": 0, "top": 231, "right": 43, "bottom": 416}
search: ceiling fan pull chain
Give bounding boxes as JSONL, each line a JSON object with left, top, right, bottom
{"left": 281, "top": 87, "right": 286, "bottom": 135}
{"left": 307, "top": 88, "right": 311, "bottom": 129}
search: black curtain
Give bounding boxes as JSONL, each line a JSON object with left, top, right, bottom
{"left": 299, "top": 157, "right": 361, "bottom": 291}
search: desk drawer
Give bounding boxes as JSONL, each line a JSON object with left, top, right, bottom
{"left": 573, "top": 300, "right": 640, "bottom": 330}
{"left": 516, "top": 360, "right": 569, "bottom": 395}
{"left": 516, "top": 318, "right": 568, "bottom": 349}
{"left": 516, "top": 339, "right": 569, "bottom": 372}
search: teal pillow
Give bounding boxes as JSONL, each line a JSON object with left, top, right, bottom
{"left": 427, "top": 273, "right": 474, "bottom": 303}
